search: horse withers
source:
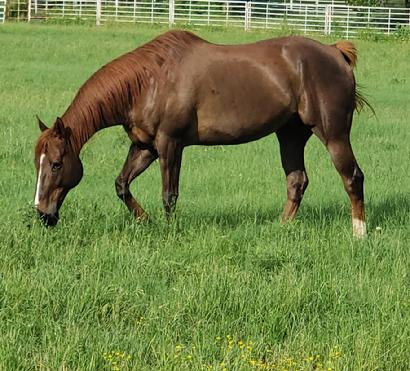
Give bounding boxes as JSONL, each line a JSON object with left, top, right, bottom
{"left": 34, "top": 31, "right": 370, "bottom": 236}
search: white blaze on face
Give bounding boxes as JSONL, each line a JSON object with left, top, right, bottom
{"left": 353, "top": 218, "right": 367, "bottom": 238}
{"left": 35, "top": 153, "right": 46, "bottom": 207}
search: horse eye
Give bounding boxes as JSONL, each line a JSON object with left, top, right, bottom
{"left": 51, "top": 162, "right": 62, "bottom": 172}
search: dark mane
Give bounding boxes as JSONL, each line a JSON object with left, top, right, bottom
{"left": 61, "top": 30, "right": 202, "bottom": 153}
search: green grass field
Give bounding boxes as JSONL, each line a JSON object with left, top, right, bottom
{"left": 0, "top": 23, "right": 409, "bottom": 370}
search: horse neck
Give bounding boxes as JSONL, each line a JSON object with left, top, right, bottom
{"left": 61, "top": 97, "right": 125, "bottom": 155}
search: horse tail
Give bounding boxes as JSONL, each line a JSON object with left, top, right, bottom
{"left": 334, "top": 40, "right": 357, "bottom": 68}
{"left": 333, "top": 41, "right": 375, "bottom": 115}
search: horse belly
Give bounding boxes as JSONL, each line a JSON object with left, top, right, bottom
{"left": 197, "top": 112, "right": 288, "bottom": 145}
{"left": 194, "top": 59, "right": 294, "bottom": 145}
{"left": 196, "top": 85, "right": 292, "bottom": 145}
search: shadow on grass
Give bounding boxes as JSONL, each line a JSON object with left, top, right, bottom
{"left": 21, "top": 193, "right": 408, "bottom": 234}
{"left": 366, "top": 193, "right": 409, "bottom": 227}
{"left": 175, "top": 193, "right": 409, "bottom": 230}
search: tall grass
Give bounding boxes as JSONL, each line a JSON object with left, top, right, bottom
{"left": 0, "top": 23, "right": 409, "bottom": 370}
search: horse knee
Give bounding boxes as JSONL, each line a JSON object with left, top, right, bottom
{"left": 287, "top": 170, "right": 308, "bottom": 202}
{"left": 115, "top": 177, "right": 128, "bottom": 199}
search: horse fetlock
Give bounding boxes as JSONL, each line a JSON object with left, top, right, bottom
{"left": 163, "top": 192, "right": 178, "bottom": 212}
{"left": 287, "top": 171, "right": 308, "bottom": 202}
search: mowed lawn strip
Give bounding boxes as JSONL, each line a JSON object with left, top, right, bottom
{"left": 0, "top": 23, "right": 409, "bottom": 370}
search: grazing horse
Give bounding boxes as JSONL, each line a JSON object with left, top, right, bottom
{"left": 34, "top": 30, "right": 370, "bottom": 236}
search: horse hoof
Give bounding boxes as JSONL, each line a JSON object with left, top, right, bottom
{"left": 135, "top": 213, "right": 150, "bottom": 223}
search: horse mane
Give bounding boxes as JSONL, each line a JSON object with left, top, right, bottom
{"left": 61, "top": 30, "right": 202, "bottom": 153}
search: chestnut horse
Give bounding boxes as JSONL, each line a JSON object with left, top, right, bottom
{"left": 34, "top": 30, "right": 370, "bottom": 236}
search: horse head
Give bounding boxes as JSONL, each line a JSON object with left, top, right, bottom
{"left": 34, "top": 117, "right": 83, "bottom": 226}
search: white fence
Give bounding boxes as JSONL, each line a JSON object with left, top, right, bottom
{"left": 24, "top": 0, "right": 410, "bottom": 36}
{"left": 0, "top": 0, "right": 6, "bottom": 23}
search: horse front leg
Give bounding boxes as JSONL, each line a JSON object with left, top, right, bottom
{"left": 157, "top": 136, "right": 183, "bottom": 217}
{"left": 276, "top": 117, "right": 312, "bottom": 222}
{"left": 115, "top": 144, "right": 157, "bottom": 219}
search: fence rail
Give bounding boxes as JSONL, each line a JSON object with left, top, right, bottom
{"left": 0, "top": 0, "right": 6, "bottom": 23}
{"left": 13, "top": 0, "right": 410, "bottom": 36}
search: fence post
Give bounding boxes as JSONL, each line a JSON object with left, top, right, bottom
{"left": 304, "top": 5, "right": 307, "bottom": 34}
{"left": 346, "top": 5, "right": 350, "bottom": 38}
{"left": 225, "top": 1, "right": 229, "bottom": 27}
{"left": 367, "top": 7, "right": 370, "bottom": 27}
{"left": 265, "top": 3, "right": 268, "bottom": 29}
{"left": 96, "top": 0, "right": 101, "bottom": 25}
{"left": 115, "top": 0, "right": 118, "bottom": 19}
{"left": 27, "top": 0, "right": 31, "bottom": 21}
{"left": 0, "top": 0, "right": 4, "bottom": 23}
{"left": 387, "top": 8, "right": 391, "bottom": 35}
{"left": 248, "top": 1, "right": 251, "bottom": 30}
{"left": 324, "top": 5, "right": 332, "bottom": 35}
{"left": 244, "top": 2, "right": 247, "bottom": 30}
{"left": 244, "top": 1, "right": 251, "bottom": 31}
{"left": 169, "top": 0, "right": 174, "bottom": 26}
{"left": 133, "top": 0, "right": 136, "bottom": 22}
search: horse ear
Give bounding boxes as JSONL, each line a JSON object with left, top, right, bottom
{"left": 54, "top": 117, "right": 66, "bottom": 138}
{"left": 54, "top": 117, "right": 72, "bottom": 142}
{"left": 37, "top": 115, "right": 48, "bottom": 132}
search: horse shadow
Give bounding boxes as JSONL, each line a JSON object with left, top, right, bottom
{"left": 23, "top": 193, "right": 408, "bottom": 234}
{"left": 174, "top": 193, "right": 409, "bottom": 231}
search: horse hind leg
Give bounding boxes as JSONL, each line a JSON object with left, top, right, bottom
{"left": 297, "top": 63, "right": 366, "bottom": 236}
{"left": 300, "top": 105, "right": 366, "bottom": 237}
{"left": 276, "top": 115, "right": 312, "bottom": 222}
{"left": 326, "top": 137, "right": 366, "bottom": 237}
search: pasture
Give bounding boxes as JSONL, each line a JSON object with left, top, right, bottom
{"left": 0, "top": 23, "right": 409, "bottom": 370}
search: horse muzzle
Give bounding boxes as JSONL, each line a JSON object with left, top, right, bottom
{"left": 38, "top": 210, "right": 59, "bottom": 227}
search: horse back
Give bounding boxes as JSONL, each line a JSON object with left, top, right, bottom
{"left": 129, "top": 33, "right": 355, "bottom": 146}
{"left": 159, "top": 35, "right": 353, "bottom": 145}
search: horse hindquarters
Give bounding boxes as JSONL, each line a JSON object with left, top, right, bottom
{"left": 297, "top": 48, "right": 366, "bottom": 237}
